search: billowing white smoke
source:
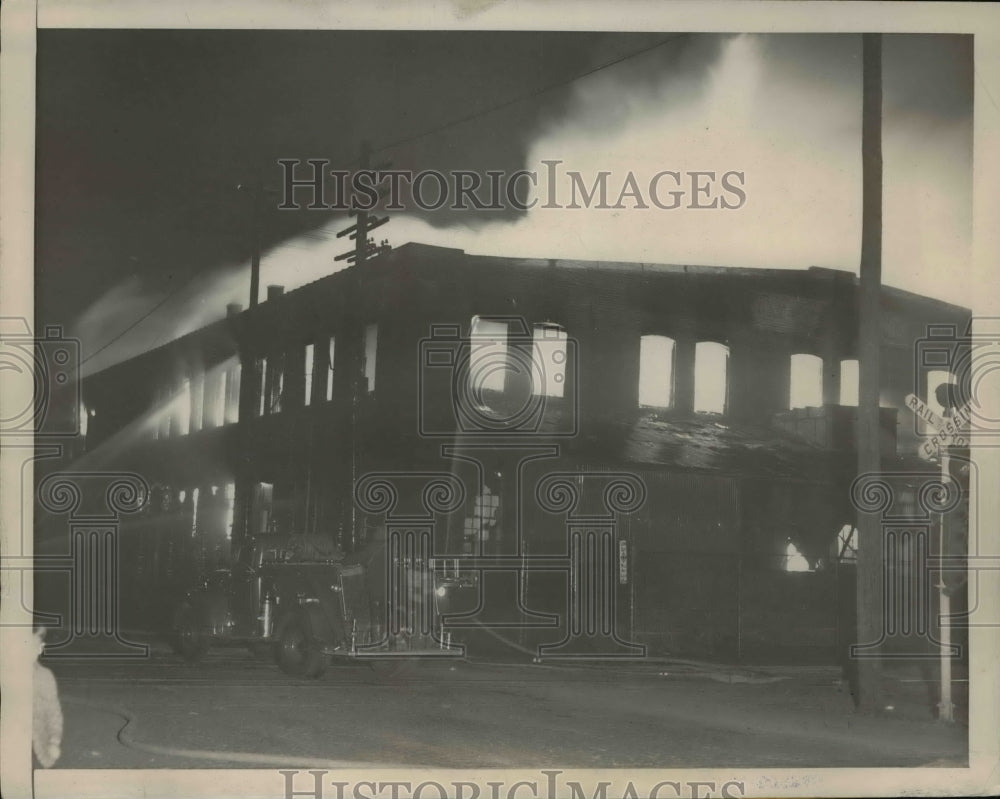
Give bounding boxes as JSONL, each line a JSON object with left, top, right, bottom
{"left": 76, "top": 34, "right": 970, "bottom": 375}
{"left": 74, "top": 230, "right": 354, "bottom": 376}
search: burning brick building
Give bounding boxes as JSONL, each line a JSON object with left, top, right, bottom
{"left": 41, "top": 242, "right": 970, "bottom": 664}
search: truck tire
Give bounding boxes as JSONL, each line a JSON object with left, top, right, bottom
{"left": 276, "top": 613, "right": 328, "bottom": 678}
{"left": 174, "top": 606, "right": 209, "bottom": 662}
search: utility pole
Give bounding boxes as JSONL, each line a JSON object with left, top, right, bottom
{"left": 334, "top": 140, "right": 391, "bottom": 552}
{"left": 237, "top": 177, "right": 269, "bottom": 308}
{"left": 335, "top": 140, "right": 391, "bottom": 266}
{"left": 855, "top": 32, "right": 884, "bottom": 712}
{"left": 233, "top": 173, "right": 274, "bottom": 550}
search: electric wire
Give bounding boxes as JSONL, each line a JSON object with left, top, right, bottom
{"left": 77, "top": 34, "right": 686, "bottom": 367}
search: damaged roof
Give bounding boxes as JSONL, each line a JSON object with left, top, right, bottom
{"left": 606, "top": 413, "right": 848, "bottom": 482}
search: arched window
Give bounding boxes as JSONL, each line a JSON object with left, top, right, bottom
{"left": 783, "top": 540, "right": 812, "bottom": 572}
{"left": 836, "top": 524, "right": 858, "bottom": 562}
{"left": 694, "top": 341, "right": 728, "bottom": 414}
{"left": 927, "top": 369, "right": 956, "bottom": 419}
{"left": 224, "top": 483, "right": 236, "bottom": 540}
{"left": 256, "top": 357, "right": 268, "bottom": 417}
{"left": 532, "top": 323, "right": 568, "bottom": 398}
{"left": 326, "top": 337, "right": 336, "bottom": 402}
{"left": 789, "top": 353, "right": 823, "bottom": 409}
{"left": 839, "top": 359, "right": 859, "bottom": 406}
{"left": 304, "top": 343, "right": 315, "bottom": 406}
{"left": 190, "top": 375, "right": 204, "bottom": 433}
{"left": 469, "top": 316, "right": 509, "bottom": 394}
{"left": 267, "top": 353, "right": 285, "bottom": 414}
{"left": 363, "top": 324, "right": 378, "bottom": 394}
{"left": 638, "top": 335, "right": 676, "bottom": 408}
{"left": 176, "top": 379, "right": 192, "bottom": 435}
{"left": 225, "top": 360, "right": 241, "bottom": 423}
{"left": 190, "top": 487, "right": 200, "bottom": 538}
{"left": 203, "top": 365, "right": 225, "bottom": 428}
{"left": 157, "top": 388, "right": 171, "bottom": 439}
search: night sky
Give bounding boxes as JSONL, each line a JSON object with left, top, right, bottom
{"left": 34, "top": 30, "right": 972, "bottom": 374}
{"left": 36, "top": 31, "right": 696, "bottom": 320}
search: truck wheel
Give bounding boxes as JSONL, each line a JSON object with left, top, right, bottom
{"left": 175, "top": 608, "right": 209, "bottom": 662}
{"left": 276, "top": 614, "right": 327, "bottom": 678}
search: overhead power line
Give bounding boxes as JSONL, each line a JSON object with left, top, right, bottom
{"left": 373, "top": 34, "right": 685, "bottom": 156}
{"left": 78, "top": 285, "right": 184, "bottom": 368}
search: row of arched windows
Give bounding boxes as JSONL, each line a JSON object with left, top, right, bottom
{"left": 155, "top": 357, "right": 241, "bottom": 439}
{"left": 467, "top": 316, "right": 569, "bottom": 399}
{"left": 638, "top": 336, "right": 731, "bottom": 414}
{"left": 638, "top": 334, "right": 865, "bottom": 414}
{"left": 464, "top": 321, "right": 872, "bottom": 417}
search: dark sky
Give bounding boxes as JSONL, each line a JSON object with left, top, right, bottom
{"left": 36, "top": 29, "right": 721, "bottom": 330}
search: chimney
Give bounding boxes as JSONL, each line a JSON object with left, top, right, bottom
{"left": 266, "top": 285, "right": 285, "bottom": 301}
{"left": 226, "top": 303, "right": 243, "bottom": 317}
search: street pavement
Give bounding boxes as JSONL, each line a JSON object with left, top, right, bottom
{"left": 38, "top": 644, "right": 967, "bottom": 770}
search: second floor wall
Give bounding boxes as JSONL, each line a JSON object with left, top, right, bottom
{"left": 77, "top": 245, "right": 971, "bottom": 460}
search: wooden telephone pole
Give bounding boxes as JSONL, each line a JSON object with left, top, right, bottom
{"left": 335, "top": 140, "right": 391, "bottom": 266}
{"left": 334, "top": 140, "right": 391, "bottom": 551}
{"left": 237, "top": 176, "right": 272, "bottom": 308}
{"left": 855, "top": 32, "right": 884, "bottom": 712}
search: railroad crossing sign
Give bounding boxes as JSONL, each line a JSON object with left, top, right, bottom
{"left": 903, "top": 390, "right": 971, "bottom": 725}
{"left": 905, "top": 393, "right": 972, "bottom": 460}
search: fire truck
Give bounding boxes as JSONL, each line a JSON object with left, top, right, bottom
{"left": 171, "top": 529, "right": 463, "bottom": 678}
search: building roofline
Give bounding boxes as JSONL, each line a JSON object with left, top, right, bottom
{"left": 83, "top": 240, "right": 971, "bottom": 379}
{"left": 385, "top": 243, "right": 970, "bottom": 314}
